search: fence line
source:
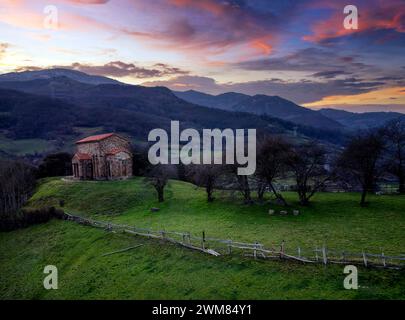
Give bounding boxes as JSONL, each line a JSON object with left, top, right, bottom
{"left": 63, "top": 212, "right": 405, "bottom": 270}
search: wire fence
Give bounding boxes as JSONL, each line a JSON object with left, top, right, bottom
{"left": 63, "top": 212, "right": 405, "bottom": 270}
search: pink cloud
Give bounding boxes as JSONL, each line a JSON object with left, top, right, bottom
{"left": 0, "top": 0, "right": 278, "bottom": 61}
{"left": 120, "top": 0, "right": 278, "bottom": 59}
{"left": 0, "top": 0, "right": 114, "bottom": 32}
{"left": 304, "top": 0, "right": 405, "bottom": 42}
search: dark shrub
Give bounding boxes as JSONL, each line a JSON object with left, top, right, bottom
{"left": 0, "top": 207, "right": 67, "bottom": 232}
{"left": 37, "top": 153, "right": 73, "bottom": 178}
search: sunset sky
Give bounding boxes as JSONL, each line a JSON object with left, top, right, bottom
{"left": 0, "top": 0, "right": 404, "bottom": 112}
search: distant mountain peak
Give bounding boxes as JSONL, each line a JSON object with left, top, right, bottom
{"left": 0, "top": 68, "right": 121, "bottom": 85}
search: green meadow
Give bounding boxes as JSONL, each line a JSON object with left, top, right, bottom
{"left": 1, "top": 177, "right": 404, "bottom": 299}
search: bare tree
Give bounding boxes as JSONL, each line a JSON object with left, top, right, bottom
{"left": 287, "top": 142, "right": 329, "bottom": 206}
{"left": 255, "top": 137, "right": 292, "bottom": 206}
{"left": 337, "top": 132, "right": 385, "bottom": 206}
{"left": 380, "top": 118, "right": 405, "bottom": 194}
{"left": 228, "top": 164, "right": 253, "bottom": 204}
{"left": 0, "top": 160, "right": 36, "bottom": 217}
{"left": 255, "top": 177, "right": 267, "bottom": 202}
{"left": 144, "top": 164, "right": 176, "bottom": 202}
{"left": 188, "top": 164, "right": 225, "bottom": 202}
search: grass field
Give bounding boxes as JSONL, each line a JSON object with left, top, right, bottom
{"left": 0, "top": 135, "right": 54, "bottom": 155}
{"left": 1, "top": 177, "right": 404, "bottom": 299}
{"left": 26, "top": 178, "right": 405, "bottom": 253}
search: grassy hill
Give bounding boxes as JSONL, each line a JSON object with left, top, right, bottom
{"left": 1, "top": 177, "right": 404, "bottom": 299}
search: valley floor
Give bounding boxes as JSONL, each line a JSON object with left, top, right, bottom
{"left": 1, "top": 177, "right": 404, "bottom": 299}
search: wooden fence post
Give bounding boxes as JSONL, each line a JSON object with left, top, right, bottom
{"left": 322, "top": 246, "right": 327, "bottom": 265}
{"left": 315, "top": 246, "right": 319, "bottom": 262}
{"left": 297, "top": 247, "right": 301, "bottom": 259}
{"left": 381, "top": 251, "right": 386, "bottom": 267}
{"left": 280, "top": 240, "right": 285, "bottom": 258}
{"left": 362, "top": 251, "right": 368, "bottom": 267}
{"left": 202, "top": 231, "right": 205, "bottom": 250}
{"left": 228, "top": 240, "right": 232, "bottom": 255}
{"left": 257, "top": 244, "right": 264, "bottom": 259}
{"left": 254, "top": 242, "right": 258, "bottom": 259}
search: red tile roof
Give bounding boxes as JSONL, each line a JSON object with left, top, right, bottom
{"left": 76, "top": 133, "right": 115, "bottom": 144}
{"left": 73, "top": 152, "right": 92, "bottom": 160}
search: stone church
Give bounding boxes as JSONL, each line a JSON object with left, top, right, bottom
{"left": 72, "top": 133, "right": 133, "bottom": 180}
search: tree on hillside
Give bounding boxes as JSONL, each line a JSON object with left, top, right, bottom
{"left": 287, "top": 142, "right": 329, "bottom": 206}
{"left": 255, "top": 137, "right": 292, "bottom": 206}
{"left": 228, "top": 163, "right": 253, "bottom": 204}
{"left": 337, "top": 132, "right": 385, "bottom": 206}
{"left": 380, "top": 118, "right": 405, "bottom": 194}
{"left": 188, "top": 164, "right": 225, "bottom": 202}
{"left": 0, "top": 160, "right": 37, "bottom": 217}
{"left": 144, "top": 164, "right": 176, "bottom": 202}
{"left": 254, "top": 176, "right": 268, "bottom": 202}
{"left": 37, "top": 152, "right": 73, "bottom": 178}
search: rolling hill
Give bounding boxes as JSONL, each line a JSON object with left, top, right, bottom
{"left": 173, "top": 90, "right": 250, "bottom": 111}
{"left": 231, "top": 95, "right": 343, "bottom": 130}
{"left": 319, "top": 108, "right": 405, "bottom": 130}
{"left": 174, "top": 90, "right": 343, "bottom": 130}
{"left": 0, "top": 81, "right": 291, "bottom": 138}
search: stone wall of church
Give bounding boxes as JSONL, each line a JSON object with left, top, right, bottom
{"left": 106, "top": 151, "right": 133, "bottom": 179}
{"left": 99, "top": 135, "right": 131, "bottom": 154}
{"left": 76, "top": 142, "right": 100, "bottom": 155}
{"left": 72, "top": 159, "right": 93, "bottom": 179}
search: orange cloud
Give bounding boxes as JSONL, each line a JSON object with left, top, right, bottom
{"left": 250, "top": 37, "right": 273, "bottom": 55}
{"left": 304, "top": 86, "right": 405, "bottom": 107}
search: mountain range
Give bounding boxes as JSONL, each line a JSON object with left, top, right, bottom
{"left": 0, "top": 68, "right": 402, "bottom": 158}
{"left": 0, "top": 70, "right": 345, "bottom": 159}
{"left": 174, "top": 90, "right": 404, "bottom": 131}
{"left": 174, "top": 90, "right": 343, "bottom": 130}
